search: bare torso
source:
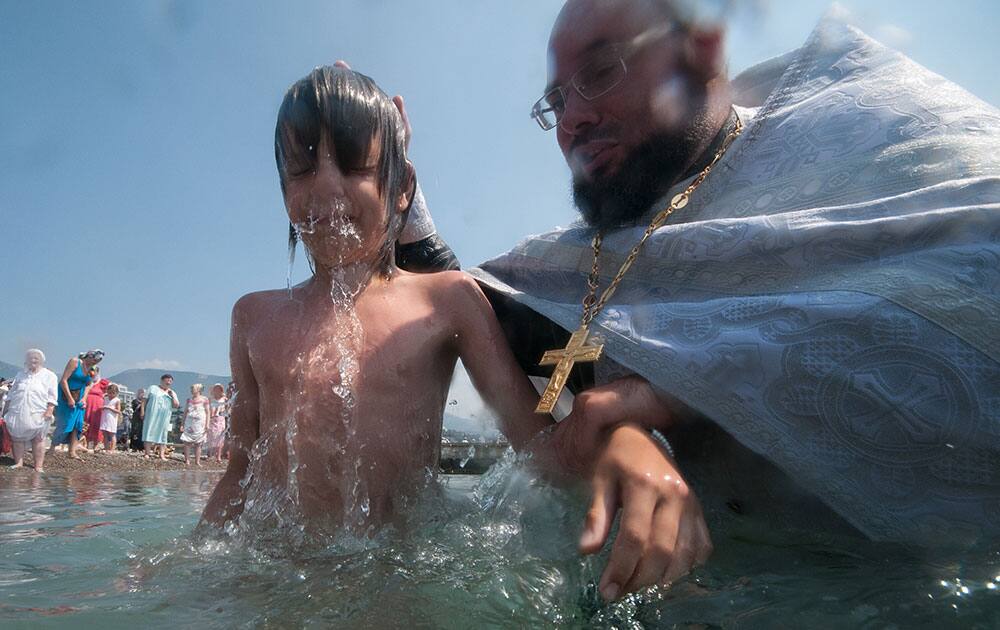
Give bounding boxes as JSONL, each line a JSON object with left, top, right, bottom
{"left": 202, "top": 267, "right": 550, "bottom": 540}
{"left": 246, "top": 272, "right": 465, "bottom": 527}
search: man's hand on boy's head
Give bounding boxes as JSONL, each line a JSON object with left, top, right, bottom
{"left": 334, "top": 59, "right": 411, "bottom": 150}
{"left": 581, "top": 423, "right": 712, "bottom": 601}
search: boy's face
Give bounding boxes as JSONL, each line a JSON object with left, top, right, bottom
{"left": 283, "top": 134, "right": 393, "bottom": 270}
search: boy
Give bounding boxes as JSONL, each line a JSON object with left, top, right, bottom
{"left": 201, "top": 67, "right": 555, "bottom": 536}
{"left": 202, "top": 68, "right": 713, "bottom": 601}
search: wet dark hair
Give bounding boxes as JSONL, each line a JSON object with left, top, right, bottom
{"left": 161, "top": 373, "right": 173, "bottom": 381}
{"left": 275, "top": 66, "right": 411, "bottom": 277}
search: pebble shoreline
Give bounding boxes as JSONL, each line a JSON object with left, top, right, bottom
{"left": 0, "top": 448, "right": 229, "bottom": 474}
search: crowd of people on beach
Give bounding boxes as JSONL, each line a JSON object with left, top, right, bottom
{"left": 0, "top": 349, "right": 234, "bottom": 472}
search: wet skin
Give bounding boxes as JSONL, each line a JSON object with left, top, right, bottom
{"left": 202, "top": 270, "right": 551, "bottom": 533}
{"left": 202, "top": 135, "right": 550, "bottom": 534}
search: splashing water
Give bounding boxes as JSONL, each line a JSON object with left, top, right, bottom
{"left": 230, "top": 203, "right": 377, "bottom": 546}
{"left": 4, "top": 454, "right": 997, "bottom": 627}
{"left": 318, "top": 208, "right": 370, "bottom": 532}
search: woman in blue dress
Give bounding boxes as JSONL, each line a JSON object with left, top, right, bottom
{"left": 47, "top": 349, "right": 104, "bottom": 460}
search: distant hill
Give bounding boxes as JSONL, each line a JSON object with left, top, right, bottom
{"left": 0, "top": 363, "right": 231, "bottom": 396}
{"left": 0, "top": 360, "right": 19, "bottom": 380}
{"left": 108, "top": 369, "right": 231, "bottom": 397}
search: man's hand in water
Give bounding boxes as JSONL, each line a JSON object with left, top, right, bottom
{"left": 582, "top": 424, "right": 712, "bottom": 601}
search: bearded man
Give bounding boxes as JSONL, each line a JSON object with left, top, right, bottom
{"left": 461, "top": 0, "right": 1000, "bottom": 593}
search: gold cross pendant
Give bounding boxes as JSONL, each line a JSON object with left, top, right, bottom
{"left": 534, "top": 325, "right": 604, "bottom": 414}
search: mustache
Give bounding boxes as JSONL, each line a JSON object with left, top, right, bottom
{"left": 569, "top": 126, "right": 620, "bottom": 154}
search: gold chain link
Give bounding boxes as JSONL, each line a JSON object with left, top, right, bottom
{"left": 581, "top": 118, "right": 743, "bottom": 327}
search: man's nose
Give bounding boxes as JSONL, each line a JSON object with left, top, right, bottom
{"left": 558, "top": 89, "right": 600, "bottom": 135}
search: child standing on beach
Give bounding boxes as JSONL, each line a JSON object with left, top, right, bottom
{"left": 181, "top": 384, "right": 210, "bottom": 466}
{"left": 99, "top": 383, "right": 122, "bottom": 453}
{"left": 206, "top": 383, "right": 228, "bottom": 462}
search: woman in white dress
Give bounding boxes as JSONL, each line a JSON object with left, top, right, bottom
{"left": 2, "top": 349, "right": 58, "bottom": 472}
{"left": 180, "top": 383, "right": 210, "bottom": 466}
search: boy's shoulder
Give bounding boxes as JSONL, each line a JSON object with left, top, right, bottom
{"left": 395, "top": 270, "right": 496, "bottom": 328}
{"left": 232, "top": 288, "right": 289, "bottom": 318}
{"left": 234, "top": 288, "right": 287, "bottom": 307}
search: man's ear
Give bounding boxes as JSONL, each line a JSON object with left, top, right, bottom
{"left": 397, "top": 159, "right": 416, "bottom": 212}
{"left": 682, "top": 24, "right": 725, "bottom": 82}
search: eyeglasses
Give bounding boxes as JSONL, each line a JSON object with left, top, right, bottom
{"left": 530, "top": 24, "right": 680, "bottom": 131}
{"left": 531, "top": 53, "right": 628, "bottom": 131}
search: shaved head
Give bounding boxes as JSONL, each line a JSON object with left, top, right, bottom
{"left": 552, "top": 0, "right": 677, "bottom": 34}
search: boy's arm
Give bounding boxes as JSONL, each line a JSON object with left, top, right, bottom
{"left": 450, "top": 274, "right": 553, "bottom": 449}
{"left": 455, "top": 276, "right": 711, "bottom": 599}
{"left": 200, "top": 296, "right": 260, "bottom": 528}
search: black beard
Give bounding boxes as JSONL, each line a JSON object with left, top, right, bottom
{"left": 572, "top": 115, "right": 713, "bottom": 231}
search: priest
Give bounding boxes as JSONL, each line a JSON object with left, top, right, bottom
{"left": 467, "top": 0, "right": 1000, "bottom": 583}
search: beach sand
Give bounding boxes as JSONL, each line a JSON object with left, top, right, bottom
{"left": 0, "top": 448, "right": 229, "bottom": 474}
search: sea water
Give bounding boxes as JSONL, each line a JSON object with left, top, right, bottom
{"left": 1, "top": 457, "right": 998, "bottom": 629}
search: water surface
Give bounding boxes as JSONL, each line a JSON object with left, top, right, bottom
{"left": 1, "top": 461, "right": 997, "bottom": 628}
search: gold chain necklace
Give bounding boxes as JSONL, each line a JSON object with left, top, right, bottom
{"left": 534, "top": 118, "right": 743, "bottom": 413}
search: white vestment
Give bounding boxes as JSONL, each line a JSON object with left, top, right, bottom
{"left": 471, "top": 15, "right": 1000, "bottom": 543}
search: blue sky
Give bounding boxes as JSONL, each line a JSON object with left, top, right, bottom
{"left": 2, "top": 0, "right": 998, "bottom": 377}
